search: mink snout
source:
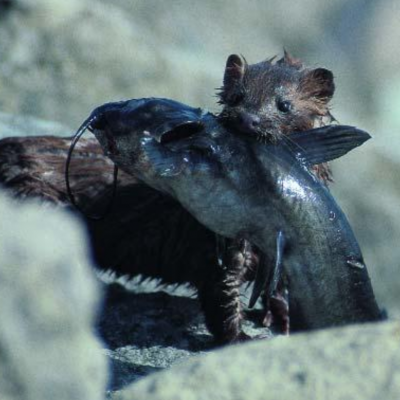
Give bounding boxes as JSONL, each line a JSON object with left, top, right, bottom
{"left": 236, "top": 111, "right": 261, "bottom": 135}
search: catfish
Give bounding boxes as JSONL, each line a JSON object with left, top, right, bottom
{"left": 76, "top": 97, "right": 382, "bottom": 334}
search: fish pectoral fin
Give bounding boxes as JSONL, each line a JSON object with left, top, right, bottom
{"left": 266, "top": 231, "right": 285, "bottom": 297}
{"left": 286, "top": 125, "right": 371, "bottom": 165}
{"left": 155, "top": 121, "right": 204, "bottom": 144}
{"left": 248, "top": 230, "right": 285, "bottom": 308}
{"left": 139, "top": 136, "right": 216, "bottom": 177}
{"left": 139, "top": 136, "right": 187, "bottom": 177}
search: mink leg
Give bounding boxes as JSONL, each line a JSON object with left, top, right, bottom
{"left": 262, "top": 283, "right": 290, "bottom": 335}
{"left": 197, "top": 237, "right": 250, "bottom": 344}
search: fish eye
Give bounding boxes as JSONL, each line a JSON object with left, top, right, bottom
{"left": 277, "top": 99, "right": 292, "bottom": 113}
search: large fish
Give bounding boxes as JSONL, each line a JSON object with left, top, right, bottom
{"left": 70, "top": 98, "right": 382, "bottom": 332}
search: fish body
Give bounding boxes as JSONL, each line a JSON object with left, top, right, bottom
{"left": 89, "top": 98, "right": 382, "bottom": 330}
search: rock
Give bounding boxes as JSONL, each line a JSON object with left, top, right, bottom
{"left": 0, "top": 0, "right": 221, "bottom": 126}
{"left": 98, "top": 279, "right": 271, "bottom": 392}
{"left": 0, "top": 0, "right": 348, "bottom": 128}
{"left": 0, "top": 111, "right": 71, "bottom": 138}
{"left": 333, "top": 150, "right": 400, "bottom": 318}
{"left": 0, "top": 191, "right": 108, "bottom": 400}
{"left": 110, "top": 321, "right": 400, "bottom": 400}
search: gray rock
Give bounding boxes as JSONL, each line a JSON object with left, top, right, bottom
{"left": 0, "top": 111, "right": 71, "bottom": 138}
{"left": 0, "top": 0, "right": 221, "bottom": 127}
{"left": 98, "top": 279, "right": 272, "bottom": 392}
{"left": 0, "top": 191, "right": 108, "bottom": 400}
{"left": 333, "top": 150, "right": 400, "bottom": 318}
{"left": 0, "top": 0, "right": 349, "bottom": 128}
{"left": 110, "top": 321, "right": 400, "bottom": 400}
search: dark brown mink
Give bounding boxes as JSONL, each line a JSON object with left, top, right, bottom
{"left": 217, "top": 50, "right": 336, "bottom": 182}
{"left": 0, "top": 52, "right": 337, "bottom": 344}
{"left": 213, "top": 51, "right": 337, "bottom": 335}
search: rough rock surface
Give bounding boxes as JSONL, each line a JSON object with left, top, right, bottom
{"left": 110, "top": 321, "right": 400, "bottom": 400}
{"left": 0, "top": 191, "right": 108, "bottom": 400}
{"left": 333, "top": 151, "right": 400, "bottom": 318}
{"left": 0, "top": 111, "right": 71, "bottom": 138}
{"left": 98, "top": 277, "right": 272, "bottom": 393}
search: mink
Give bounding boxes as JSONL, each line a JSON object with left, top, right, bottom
{"left": 0, "top": 52, "right": 338, "bottom": 343}
{"left": 210, "top": 51, "right": 337, "bottom": 335}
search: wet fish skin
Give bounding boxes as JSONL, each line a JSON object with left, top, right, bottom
{"left": 91, "top": 100, "right": 382, "bottom": 331}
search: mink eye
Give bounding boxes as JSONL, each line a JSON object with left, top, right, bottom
{"left": 277, "top": 99, "right": 292, "bottom": 113}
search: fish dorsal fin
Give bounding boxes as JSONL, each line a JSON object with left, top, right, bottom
{"left": 286, "top": 125, "right": 371, "bottom": 165}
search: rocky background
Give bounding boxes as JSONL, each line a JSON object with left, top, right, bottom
{"left": 1, "top": 0, "right": 400, "bottom": 399}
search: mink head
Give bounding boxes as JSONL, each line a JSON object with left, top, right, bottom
{"left": 217, "top": 51, "right": 335, "bottom": 142}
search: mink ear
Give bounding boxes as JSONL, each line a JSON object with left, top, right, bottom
{"left": 301, "top": 68, "right": 335, "bottom": 102}
{"left": 219, "top": 54, "right": 247, "bottom": 105}
{"left": 277, "top": 49, "right": 303, "bottom": 68}
{"left": 223, "top": 54, "right": 246, "bottom": 89}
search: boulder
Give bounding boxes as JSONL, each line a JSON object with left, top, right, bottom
{"left": 0, "top": 111, "right": 70, "bottom": 138}
{"left": 110, "top": 321, "right": 400, "bottom": 400}
{"left": 0, "top": 191, "right": 108, "bottom": 400}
